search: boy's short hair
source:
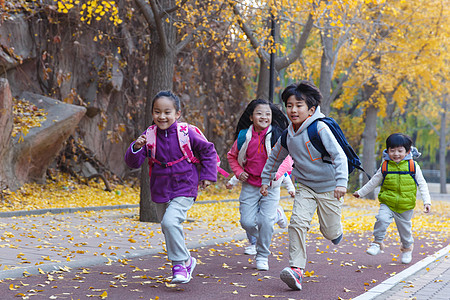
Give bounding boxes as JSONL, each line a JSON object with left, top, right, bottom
{"left": 281, "top": 81, "right": 322, "bottom": 109}
{"left": 386, "top": 133, "right": 413, "bottom": 152}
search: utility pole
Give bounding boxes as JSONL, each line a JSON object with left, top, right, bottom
{"left": 268, "top": 7, "right": 276, "bottom": 103}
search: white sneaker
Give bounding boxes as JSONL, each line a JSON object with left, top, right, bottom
{"left": 402, "top": 251, "right": 412, "bottom": 264}
{"left": 244, "top": 244, "right": 257, "bottom": 255}
{"left": 256, "top": 258, "right": 269, "bottom": 271}
{"left": 366, "top": 243, "right": 381, "bottom": 256}
{"left": 276, "top": 206, "right": 288, "bottom": 228}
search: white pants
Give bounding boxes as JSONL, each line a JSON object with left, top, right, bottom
{"left": 373, "top": 203, "right": 414, "bottom": 249}
{"left": 239, "top": 182, "right": 280, "bottom": 259}
{"left": 289, "top": 183, "right": 343, "bottom": 268}
{"left": 156, "top": 196, "right": 195, "bottom": 263}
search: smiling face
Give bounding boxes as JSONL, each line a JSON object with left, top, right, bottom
{"left": 285, "top": 95, "right": 315, "bottom": 131}
{"left": 249, "top": 104, "right": 272, "bottom": 132}
{"left": 387, "top": 146, "right": 410, "bottom": 163}
{"left": 151, "top": 96, "right": 181, "bottom": 130}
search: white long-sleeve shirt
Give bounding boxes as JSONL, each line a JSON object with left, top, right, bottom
{"left": 356, "top": 163, "right": 431, "bottom": 205}
{"left": 228, "top": 173, "right": 295, "bottom": 194}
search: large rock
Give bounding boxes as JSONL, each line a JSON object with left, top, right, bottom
{"left": 0, "top": 14, "right": 35, "bottom": 72}
{"left": 0, "top": 82, "right": 86, "bottom": 190}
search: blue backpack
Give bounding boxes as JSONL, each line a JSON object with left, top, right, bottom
{"left": 281, "top": 117, "right": 370, "bottom": 178}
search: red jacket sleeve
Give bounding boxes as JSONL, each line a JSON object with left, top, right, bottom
{"left": 227, "top": 140, "right": 245, "bottom": 178}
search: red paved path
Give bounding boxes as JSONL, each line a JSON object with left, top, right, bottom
{"left": 1, "top": 231, "right": 446, "bottom": 300}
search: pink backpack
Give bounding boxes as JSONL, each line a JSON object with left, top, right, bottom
{"left": 145, "top": 122, "right": 229, "bottom": 177}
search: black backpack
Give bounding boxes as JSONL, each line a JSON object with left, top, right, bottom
{"left": 280, "top": 117, "right": 370, "bottom": 179}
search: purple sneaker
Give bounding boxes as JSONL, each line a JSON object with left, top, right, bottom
{"left": 186, "top": 256, "right": 197, "bottom": 279}
{"left": 171, "top": 264, "right": 189, "bottom": 283}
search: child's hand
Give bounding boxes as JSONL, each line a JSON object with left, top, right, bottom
{"left": 260, "top": 184, "right": 269, "bottom": 196}
{"left": 353, "top": 191, "right": 360, "bottom": 198}
{"left": 289, "top": 191, "right": 295, "bottom": 198}
{"left": 238, "top": 172, "right": 249, "bottom": 182}
{"left": 225, "top": 182, "right": 233, "bottom": 189}
{"left": 133, "top": 135, "right": 147, "bottom": 150}
{"left": 334, "top": 186, "right": 347, "bottom": 200}
{"left": 424, "top": 204, "right": 431, "bottom": 213}
{"left": 199, "top": 180, "right": 211, "bottom": 189}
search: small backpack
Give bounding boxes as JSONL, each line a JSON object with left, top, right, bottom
{"left": 381, "top": 159, "right": 417, "bottom": 185}
{"left": 281, "top": 117, "right": 370, "bottom": 178}
{"left": 145, "top": 122, "right": 229, "bottom": 177}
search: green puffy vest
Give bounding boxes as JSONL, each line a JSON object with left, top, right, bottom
{"left": 378, "top": 160, "right": 417, "bottom": 213}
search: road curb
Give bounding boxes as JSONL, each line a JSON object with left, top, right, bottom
{"left": 0, "top": 199, "right": 243, "bottom": 219}
{"left": 0, "top": 196, "right": 294, "bottom": 219}
{"left": 353, "top": 243, "right": 450, "bottom": 300}
{"left": 0, "top": 205, "right": 139, "bottom": 218}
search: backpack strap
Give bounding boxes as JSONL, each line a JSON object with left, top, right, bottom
{"left": 307, "top": 119, "right": 331, "bottom": 163}
{"left": 145, "top": 125, "right": 158, "bottom": 159}
{"left": 280, "top": 129, "right": 288, "bottom": 150}
{"left": 144, "top": 125, "right": 158, "bottom": 176}
{"left": 237, "top": 128, "right": 248, "bottom": 151}
{"left": 408, "top": 159, "right": 418, "bottom": 185}
{"left": 181, "top": 123, "right": 230, "bottom": 177}
{"left": 177, "top": 122, "right": 197, "bottom": 163}
{"left": 381, "top": 160, "right": 388, "bottom": 185}
{"left": 145, "top": 123, "right": 190, "bottom": 169}
{"left": 307, "top": 118, "right": 371, "bottom": 179}
{"left": 381, "top": 159, "right": 418, "bottom": 186}
{"left": 145, "top": 123, "right": 229, "bottom": 178}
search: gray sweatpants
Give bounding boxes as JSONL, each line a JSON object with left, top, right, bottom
{"left": 156, "top": 196, "right": 195, "bottom": 264}
{"left": 373, "top": 203, "right": 414, "bottom": 249}
{"left": 239, "top": 182, "right": 280, "bottom": 259}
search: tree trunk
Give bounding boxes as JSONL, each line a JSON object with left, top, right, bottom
{"left": 362, "top": 105, "right": 378, "bottom": 199}
{"left": 319, "top": 17, "right": 333, "bottom": 116}
{"left": 439, "top": 95, "right": 448, "bottom": 194}
{"left": 256, "top": 59, "right": 270, "bottom": 100}
{"left": 139, "top": 0, "right": 177, "bottom": 223}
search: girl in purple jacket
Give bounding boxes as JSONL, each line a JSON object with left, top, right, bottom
{"left": 124, "top": 91, "right": 218, "bottom": 284}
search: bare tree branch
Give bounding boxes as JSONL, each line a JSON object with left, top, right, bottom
{"left": 134, "top": 0, "right": 156, "bottom": 28}
{"left": 162, "top": 0, "right": 188, "bottom": 16}
{"left": 175, "top": 25, "right": 205, "bottom": 54}
{"left": 229, "top": 1, "right": 264, "bottom": 61}
{"left": 148, "top": 0, "right": 169, "bottom": 54}
{"left": 423, "top": 115, "right": 440, "bottom": 134}
{"left": 176, "top": 1, "right": 225, "bottom": 54}
{"left": 276, "top": 14, "right": 314, "bottom": 70}
{"left": 328, "top": 11, "right": 383, "bottom": 102}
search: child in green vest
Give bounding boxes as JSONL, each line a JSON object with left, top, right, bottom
{"left": 353, "top": 133, "right": 431, "bottom": 264}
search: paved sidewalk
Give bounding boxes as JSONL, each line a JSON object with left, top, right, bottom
{"left": 0, "top": 199, "right": 449, "bottom": 299}
{"left": 0, "top": 208, "right": 245, "bottom": 281}
{"left": 356, "top": 244, "right": 450, "bottom": 300}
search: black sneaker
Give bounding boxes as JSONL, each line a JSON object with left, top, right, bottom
{"left": 280, "top": 267, "right": 303, "bottom": 290}
{"left": 331, "top": 233, "right": 343, "bottom": 245}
